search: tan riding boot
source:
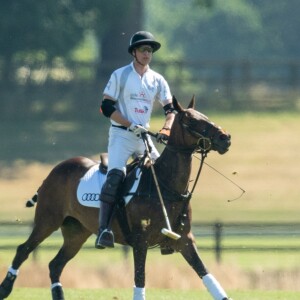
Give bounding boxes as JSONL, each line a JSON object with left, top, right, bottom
{"left": 95, "top": 169, "right": 125, "bottom": 249}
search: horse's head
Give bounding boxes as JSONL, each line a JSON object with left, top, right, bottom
{"left": 169, "top": 96, "right": 231, "bottom": 154}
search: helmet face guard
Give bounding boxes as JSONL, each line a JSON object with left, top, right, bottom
{"left": 128, "top": 31, "right": 161, "bottom": 54}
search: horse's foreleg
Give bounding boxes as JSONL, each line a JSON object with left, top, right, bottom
{"left": 49, "top": 218, "right": 91, "bottom": 300}
{"left": 0, "top": 270, "right": 17, "bottom": 300}
{"left": 180, "top": 234, "right": 230, "bottom": 300}
{"left": 0, "top": 225, "right": 54, "bottom": 299}
{"left": 132, "top": 235, "right": 148, "bottom": 300}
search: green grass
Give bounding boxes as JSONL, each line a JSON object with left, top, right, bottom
{"left": 6, "top": 288, "right": 300, "bottom": 300}
{"left": 1, "top": 234, "right": 300, "bottom": 279}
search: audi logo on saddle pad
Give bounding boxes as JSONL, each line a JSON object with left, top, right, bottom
{"left": 82, "top": 193, "right": 100, "bottom": 201}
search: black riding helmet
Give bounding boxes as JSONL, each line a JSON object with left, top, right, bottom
{"left": 128, "top": 31, "right": 161, "bottom": 54}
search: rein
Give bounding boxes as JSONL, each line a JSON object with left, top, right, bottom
{"left": 190, "top": 150, "right": 207, "bottom": 195}
{"left": 159, "top": 143, "right": 209, "bottom": 201}
{"left": 168, "top": 112, "right": 213, "bottom": 197}
{"left": 148, "top": 116, "right": 211, "bottom": 202}
{"left": 181, "top": 124, "right": 212, "bottom": 152}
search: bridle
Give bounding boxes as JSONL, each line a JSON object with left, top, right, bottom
{"left": 166, "top": 111, "right": 216, "bottom": 154}
{"left": 163, "top": 111, "right": 220, "bottom": 197}
{"left": 181, "top": 122, "right": 212, "bottom": 153}
{"left": 146, "top": 110, "right": 228, "bottom": 202}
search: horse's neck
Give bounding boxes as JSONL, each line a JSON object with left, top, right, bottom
{"left": 155, "top": 148, "right": 192, "bottom": 194}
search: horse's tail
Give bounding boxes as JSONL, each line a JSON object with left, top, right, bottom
{"left": 26, "top": 191, "right": 38, "bottom": 207}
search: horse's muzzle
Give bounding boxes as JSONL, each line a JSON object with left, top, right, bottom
{"left": 214, "top": 133, "right": 231, "bottom": 154}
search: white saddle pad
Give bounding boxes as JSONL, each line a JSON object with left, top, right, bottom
{"left": 76, "top": 164, "right": 142, "bottom": 208}
{"left": 76, "top": 164, "right": 104, "bottom": 208}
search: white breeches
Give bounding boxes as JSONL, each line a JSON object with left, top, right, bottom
{"left": 107, "top": 126, "right": 159, "bottom": 174}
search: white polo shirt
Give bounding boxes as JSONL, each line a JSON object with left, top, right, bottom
{"left": 103, "top": 62, "right": 172, "bottom": 128}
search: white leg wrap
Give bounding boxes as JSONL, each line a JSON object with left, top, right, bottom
{"left": 51, "top": 282, "right": 62, "bottom": 289}
{"left": 27, "top": 199, "right": 36, "bottom": 206}
{"left": 8, "top": 266, "right": 19, "bottom": 276}
{"left": 202, "top": 274, "right": 227, "bottom": 300}
{"left": 133, "top": 286, "right": 146, "bottom": 300}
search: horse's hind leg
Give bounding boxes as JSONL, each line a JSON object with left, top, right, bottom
{"left": 179, "top": 234, "right": 231, "bottom": 300}
{"left": 0, "top": 221, "right": 58, "bottom": 299}
{"left": 49, "top": 217, "right": 91, "bottom": 300}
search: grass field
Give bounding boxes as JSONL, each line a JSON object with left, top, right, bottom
{"left": 5, "top": 288, "right": 300, "bottom": 300}
{"left": 1, "top": 111, "right": 300, "bottom": 296}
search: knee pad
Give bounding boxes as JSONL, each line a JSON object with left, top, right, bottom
{"left": 100, "top": 169, "right": 125, "bottom": 203}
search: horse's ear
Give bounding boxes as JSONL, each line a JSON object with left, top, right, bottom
{"left": 187, "top": 95, "right": 195, "bottom": 109}
{"left": 172, "top": 95, "right": 184, "bottom": 112}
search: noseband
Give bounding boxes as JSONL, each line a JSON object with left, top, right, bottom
{"left": 181, "top": 123, "right": 212, "bottom": 153}
{"left": 164, "top": 112, "right": 218, "bottom": 155}
{"left": 179, "top": 112, "right": 217, "bottom": 153}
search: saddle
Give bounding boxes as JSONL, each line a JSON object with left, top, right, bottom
{"left": 99, "top": 153, "right": 108, "bottom": 174}
{"left": 98, "top": 152, "right": 143, "bottom": 176}
{"left": 98, "top": 152, "right": 149, "bottom": 203}
{"left": 99, "top": 152, "right": 190, "bottom": 203}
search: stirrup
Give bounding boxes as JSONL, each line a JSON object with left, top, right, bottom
{"left": 95, "top": 229, "right": 114, "bottom": 249}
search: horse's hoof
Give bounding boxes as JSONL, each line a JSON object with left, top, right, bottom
{"left": 0, "top": 272, "right": 17, "bottom": 299}
{"left": 95, "top": 229, "right": 114, "bottom": 249}
{"left": 51, "top": 286, "right": 65, "bottom": 300}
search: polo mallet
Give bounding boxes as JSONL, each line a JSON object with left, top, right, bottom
{"left": 141, "top": 133, "right": 181, "bottom": 240}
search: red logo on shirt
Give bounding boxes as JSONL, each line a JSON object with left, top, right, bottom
{"left": 135, "top": 108, "right": 145, "bottom": 114}
{"left": 139, "top": 91, "right": 146, "bottom": 98}
{"left": 134, "top": 106, "right": 149, "bottom": 114}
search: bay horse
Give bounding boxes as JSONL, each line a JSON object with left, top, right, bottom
{"left": 0, "top": 96, "right": 232, "bottom": 300}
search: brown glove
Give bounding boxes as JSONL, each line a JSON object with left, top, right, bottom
{"left": 156, "top": 128, "right": 171, "bottom": 143}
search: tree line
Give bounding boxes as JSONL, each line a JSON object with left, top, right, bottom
{"left": 1, "top": 0, "right": 300, "bottom": 82}
{"left": 0, "top": 0, "right": 299, "bottom": 117}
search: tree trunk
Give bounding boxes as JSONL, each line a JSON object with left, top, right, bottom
{"left": 97, "top": 0, "right": 144, "bottom": 83}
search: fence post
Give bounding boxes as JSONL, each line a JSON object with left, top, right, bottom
{"left": 214, "top": 222, "right": 223, "bottom": 263}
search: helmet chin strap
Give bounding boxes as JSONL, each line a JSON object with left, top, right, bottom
{"left": 133, "top": 50, "right": 147, "bottom": 67}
